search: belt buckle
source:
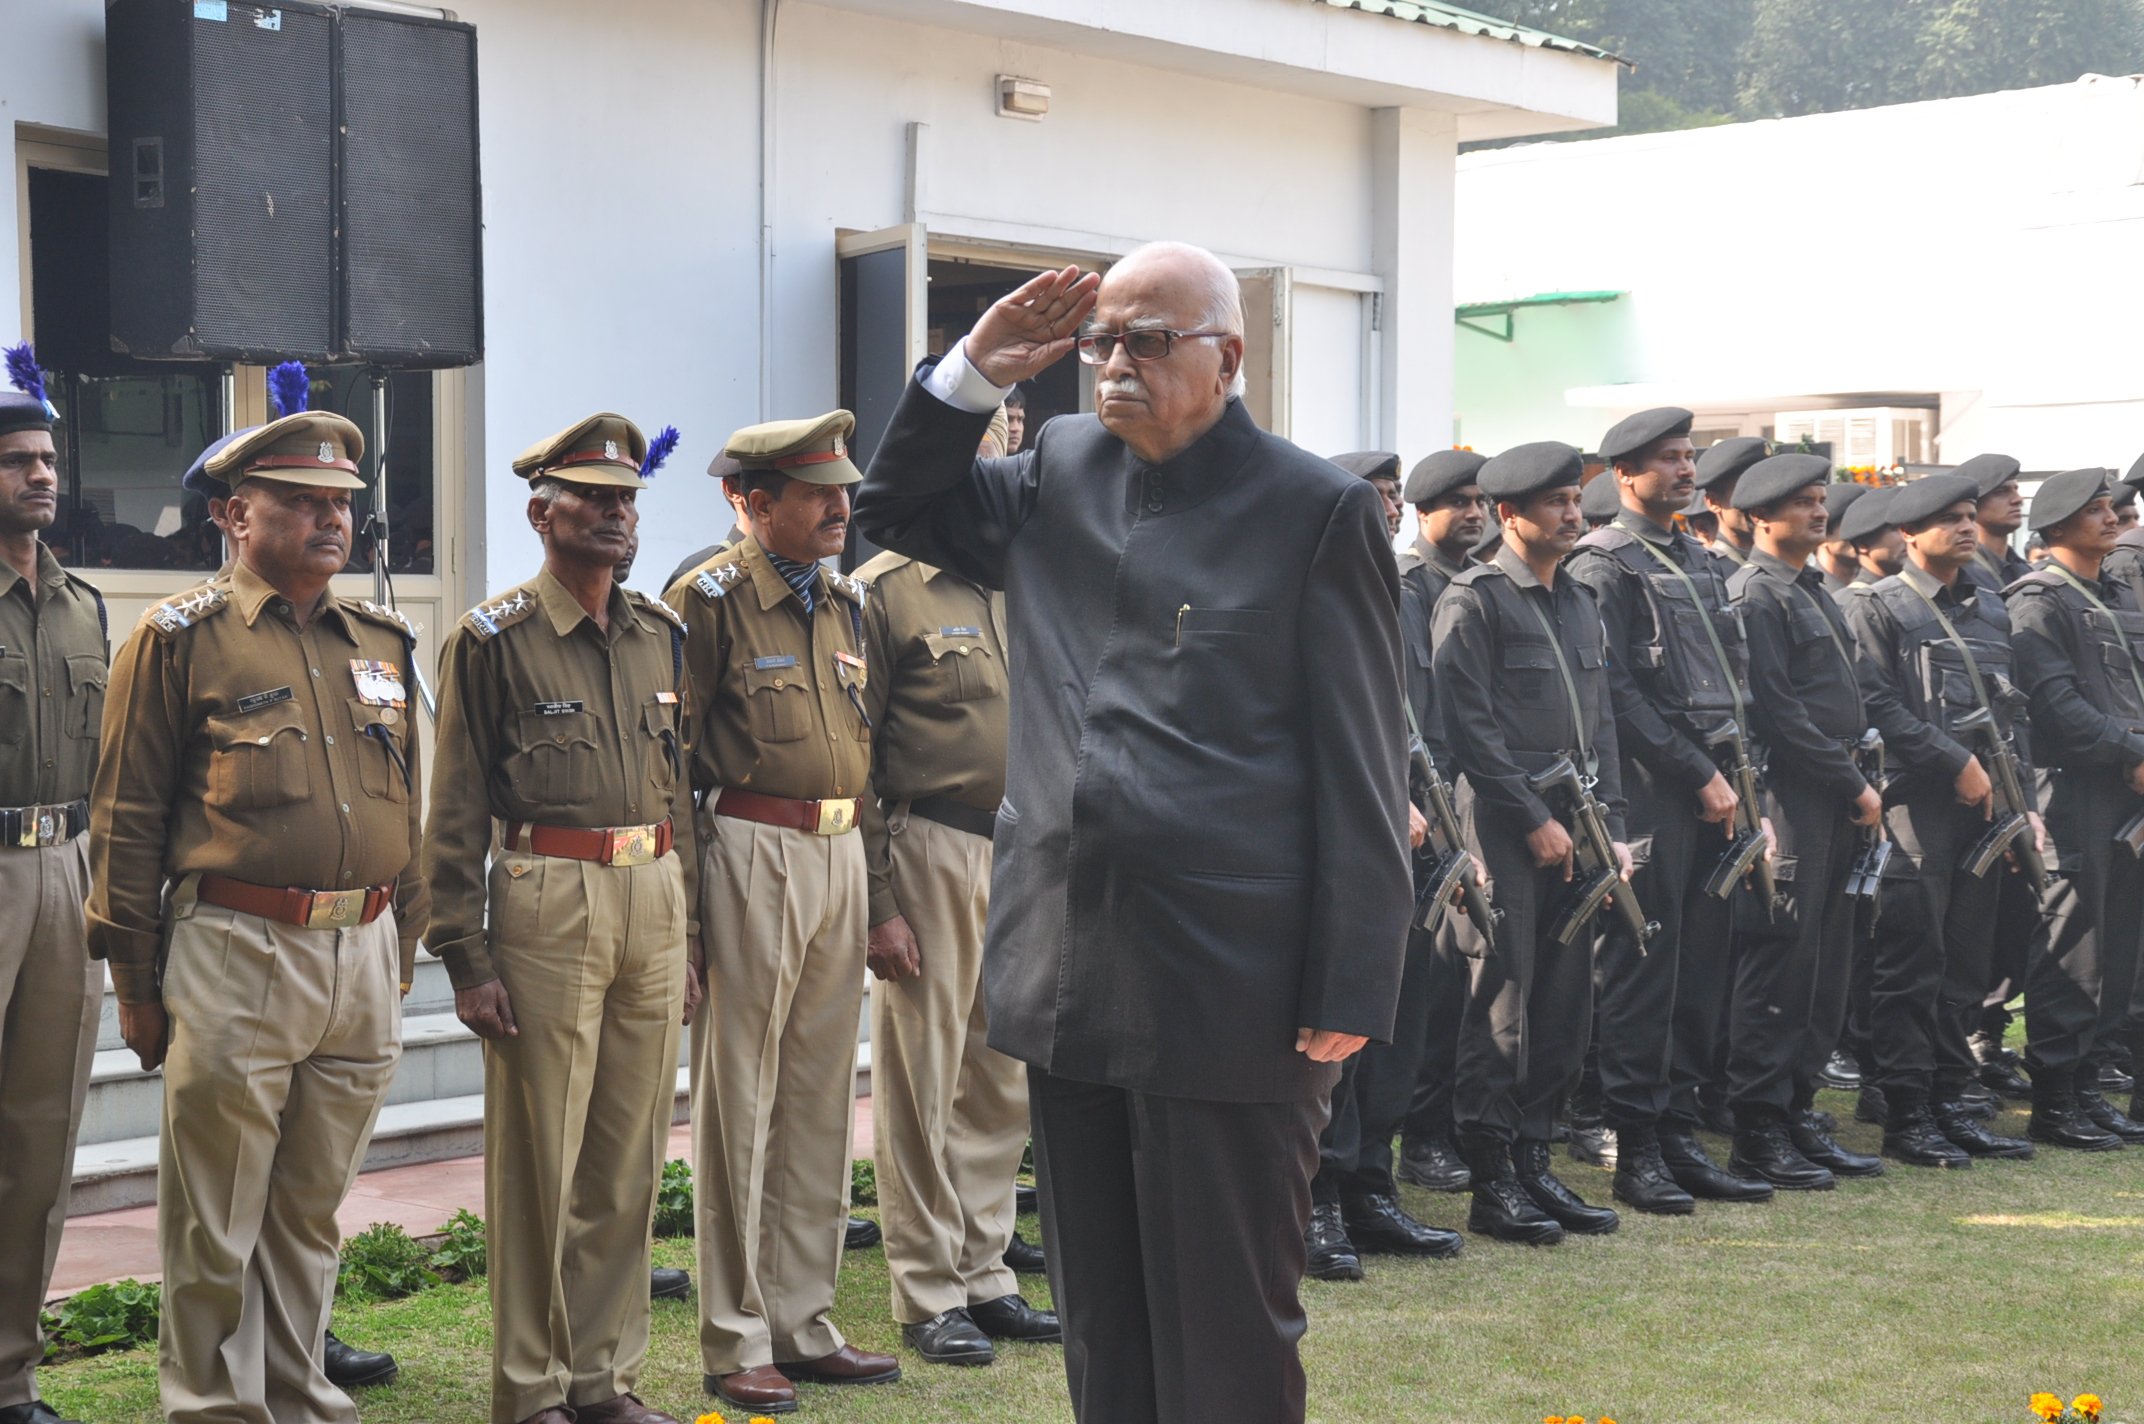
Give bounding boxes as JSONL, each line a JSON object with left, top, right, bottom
{"left": 814, "top": 799, "right": 853, "bottom": 836}
{"left": 608, "top": 824, "right": 659, "bottom": 867}
{"left": 306, "top": 889, "right": 365, "bottom": 930}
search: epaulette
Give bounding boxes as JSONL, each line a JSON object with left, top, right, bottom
{"left": 351, "top": 599, "right": 420, "bottom": 641}
{"left": 2002, "top": 568, "right": 2061, "bottom": 599}
{"left": 144, "top": 582, "right": 232, "bottom": 638}
{"left": 825, "top": 570, "right": 869, "bottom": 605}
{"left": 1449, "top": 561, "right": 1505, "bottom": 588}
{"left": 852, "top": 548, "right": 914, "bottom": 584}
{"left": 1394, "top": 546, "right": 1425, "bottom": 576}
{"left": 690, "top": 560, "right": 748, "bottom": 602}
{"left": 460, "top": 587, "right": 539, "bottom": 640}
{"left": 1574, "top": 526, "right": 1635, "bottom": 555}
{"left": 631, "top": 588, "right": 687, "bottom": 631}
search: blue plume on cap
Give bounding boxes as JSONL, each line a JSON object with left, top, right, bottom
{"left": 267, "top": 361, "right": 310, "bottom": 418}
{"left": 641, "top": 425, "right": 680, "bottom": 479}
{"left": 3, "top": 342, "right": 57, "bottom": 420}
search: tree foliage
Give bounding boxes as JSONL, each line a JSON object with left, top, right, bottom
{"left": 1460, "top": 0, "right": 2144, "bottom": 136}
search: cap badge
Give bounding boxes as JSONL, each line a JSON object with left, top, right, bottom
{"left": 317, "top": 442, "right": 334, "bottom": 463}
{"left": 833, "top": 436, "right": 847, "bottom": 458}
{"left": 604, "top": 439, "right": 620, "bottom": 460}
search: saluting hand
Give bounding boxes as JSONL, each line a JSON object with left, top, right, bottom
{"left": 965, "top": 266, "right": 1102, "bottom": 388}
{"left": 456, "top": 979, "right": 519, "bottom": 1041}
{"left": 119, "top": 1000, "right": 168, "bottom": 1072}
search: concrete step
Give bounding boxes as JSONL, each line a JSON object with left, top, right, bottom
{"left": 95, "top": 955, "right": 456, "bottom": 1054}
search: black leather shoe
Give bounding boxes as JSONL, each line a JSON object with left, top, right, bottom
{"left": 1305, "top": 1202, "right": 1364, "bottom": 1280}
{"left": 2077, "top": 1087, "right": 2144, "bottom": 1144}
{"left": 1459, "top": 1136, "right": 1563, "bottom": 1246}
{"left": 2130, "top": 1087, "right": 2144, "bottom": 1125}
{"left": 1955, "top": 1079, "right": 1999, "bottom": 1118}
{"left": 1514, "top": 1140, "right": 1618, "bottom": 1235}
{"left": 1804, "top": 1108, "right": 1839, "bottom": 1134}
{"left": 1565, "top": 1121, "right": 1619, "bottom": 1169}
{"left": 1003, "top": 1230, "right": 1046, "bottom": 1275}
{"left": 1817, "top": 1048, "right": 1862, "bottom": 1091}
{"left": 1934, "top": 1101, "right": 2034, "bottom": 1159}
{"left": 650, "top": 1267, "right": 691, "bottom": 1301}
{"left": 1976, "top": 1048, "right": 2033, "bottom": 1099}
{"left": 1611, "top": 1127, "right": 1694, "bottom": 1215}
{"left": 1344, "top": 1193, "right": 1462, "bottom": 1258}
{"left": 1790, "top": 1111, "right": 1884, "bottom": 1177}
{"left": 968, "top": 1293, "right": 1062, "bottom": 1343}
{"left": 1728, "top": 1121, "right": 1835, "bottom": 1191}
{"left": 1658, "top": 1128, "right": 1773, "bottom": 1202}
{"left": 1883, "top": 1098, "right": 1972, "bottom": 1168}
{"left": 1855, "top": 1085, "right": 1888, "bottom": 1125}
{"left": 1396, "top": 1135, "right": 1473, "bottom": 1192}
{"left": 2097, "top": 1060, "right": 2137, "bottom": 1093}
{"left": 902, "top": 1308, "right": 994, "bottom": 1365}
{"left": 1696, "top": 1095, "right": 1737, "bottom": 1136}
{"left": 0, "top": 1401, "right": 84, "bottom": 1424}
{"left": 323, "top": 1329, "right": 399, "bottom": 1389}
{"left": 846, "top": 1216, "right": 882, "bottom": 1250}
{"left": 1014, "top": 1183, "right": 1038, "bottom": 1214}
{"left": 2029, "top": 1077, "right": 2124, "bottom": 1152}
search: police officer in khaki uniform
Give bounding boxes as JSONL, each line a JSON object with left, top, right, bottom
{"left": 425, "top": 415, "right": 698, "bottom": 1424}
{"left": 0, "top": 349, "right": 104, "bottom": 1424}
{"left": 855, "top": 524, "right": 1060, "bottom": 1366}
{"left": 667, "top": 411, "right": 898, "bottom": 1415}
{"left": 87, "top": 403, "right": 428, "bottom": 1424}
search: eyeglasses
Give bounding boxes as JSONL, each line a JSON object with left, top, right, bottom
{"left": 1074, "top": 328, "right": 1228, "bottom": 365}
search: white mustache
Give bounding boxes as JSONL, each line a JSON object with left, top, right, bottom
{"left": 1097, "top": 375, "right": 1147, "bottom": 400}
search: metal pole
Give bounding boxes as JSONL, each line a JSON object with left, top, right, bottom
{"left": 368, "top": 368, "right": 391, "bottom": 605}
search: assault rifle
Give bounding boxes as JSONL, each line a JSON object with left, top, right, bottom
{"left": 1953, "top": 705, "right": 2048, "bottom": 892}
{"left": 1842, "top": 729, "right": 1891, "bottom": 914}
{"left": 1699, "top": 719, "right": 1784, "bottom": 918}
{"left": 1526, "top": 756, "right": 1658, "bottom": 949}
{"left": 1407, "top": 735, "right": 1499, "bottom": 938}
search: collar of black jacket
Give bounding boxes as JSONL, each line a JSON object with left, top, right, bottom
{"left": 1118, "top": 398, "right": 1260, "bottom": 518}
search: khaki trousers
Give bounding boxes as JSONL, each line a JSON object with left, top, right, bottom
{"left": 157, "top": 892, "right": 402, "bottom": 1424}
{"left": 483, "top": 849, "right": 686, "bottom": 1424}
{"left": 870, "top": 813, "right": 1027, "bottom": 1324}
{"left": 0, "top": 835, "right": 98, "bottom": 1408}
{"left": 692, "top": 816, "right": 865, "bottom": 1373}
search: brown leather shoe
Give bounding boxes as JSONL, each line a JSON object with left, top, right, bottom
{"left": 703, "top": 1366, "right": 797, "bottom": 1414}
{"left": 573, "top": 1395, "right": 681, "bottom": 1424}
{"left": 519, "top": 1411, "right": 576, "bottom": 1424}
{"left": 773, "top": 1344, "right": 901, "bottom": 1386}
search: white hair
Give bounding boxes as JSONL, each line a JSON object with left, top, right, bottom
{"left": 1113, "top": 241, "right": 1248, "bottom": 399}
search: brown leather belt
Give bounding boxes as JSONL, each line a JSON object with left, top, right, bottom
{"left": 502, "top": 818, "right": 674, "bottom": 867}
{"left": 908, "top": 794, "right": 997, "bottom": 840}
{"left": 197, "top": 874, "right": 394, "bottom": 931}
{"left": 715, "top": 787, "right": 860, "bottom": 836}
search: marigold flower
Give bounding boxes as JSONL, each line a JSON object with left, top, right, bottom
{"left": 694, "top": 1413, "right": 727, "bottom": 1424}
{"left": 2073, "top": 1396, "right": 2102, "bottom": 1422}
{"left": 2032, "top": 1394, "right": 2064, "bottom": 1422}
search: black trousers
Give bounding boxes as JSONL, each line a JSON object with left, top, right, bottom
{"left": 1869, "top": 786, "right": 2008, "bottom": 1099}
{"left": 1316, "top": 924, "right": 1436, "bottom": 1203}
{"left": 2026, "top": 776, "right": 2144, "bottom": 1075}
{"left": 1399, "top": 927, "right": 1467, "bottom": 1153}
{"left": 1452, "top": 806, "right": 1595, "bottom": 1142}
{"left": 1596, "top": 764, "right": 1736, "bottom": 1131}
{"left": 1029, "top": 1067, "right": 1327, "bottom": 1424}
{"left": 1726, "top": 775, "right": 1857, "bottom": 1117}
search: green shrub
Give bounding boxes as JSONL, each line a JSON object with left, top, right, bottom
{"left": 428, "top": 1208, "right": 487, "bottom": 1280}
{"left": 654, "top": 1157, "right": 695, "bottom": 1237}
{"left": 851, "top": 1157, "right": 877, "bottom": 1207}
{"left": 337, "top": 1223, "right": 437, "bottom": 1301}
{"left": 42, "top": 1279, "right": 161, "bottom": 1359}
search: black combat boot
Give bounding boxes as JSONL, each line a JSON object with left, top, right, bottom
{"left": 1970, "top": 1034, "right": 2033, "bottom": 1099}
{"left": 1882, "top": 1089, "right": 1972, "bottom": 1168}
{"left": 1789, "top": 1108, "right": 1884, "bottom": 1177}
{"left": 2076, "top": 1086, "right": 2144, "bottom": 1144}
{"left": 2027, "top": 1071, "right": 2123, "bottom": 1152}
{"left": 1460, "top": 1135, "right": 1563, "bottom": 1246}
{"left": 1563, "top": 1079, "right": 1617, "bottom": 1169}
{"left": 1817, "top": 1047, "right": 1862, "bottom": 1092}
{"left": 1728, "top": 1114, "right": 1835, "bottom": 1191}
{"left": 1933, "top": 1097, "right": 2033, "bottom": 1160}
{"left": 1345, "top": 1193, "right": 1462, "bottom": 1258}
{"left": 1610, "top": 1124, "right": 1694, "bottom": 1216}
{"left": 1513, "top": 1139, "right": 1618, "bottom": 1235}
{"left": 1304, "top": 1201, "right": 1364, "bottom": 1281}
{"left": 1396, "top": 1133, "right": 1472, "bottom": 1192}
{"left": 1658, "top": 1127, "right": 1773, "bottom": 1202}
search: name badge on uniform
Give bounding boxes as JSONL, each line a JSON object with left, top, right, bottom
{"left": 533, "top": 700, "right": 585, "bottom": 716}
{"left": 834, "top": 649, "right": 867, "bottom": 689}
{"left": 235, "top": 686, "right": 295, "bottom": 715}
{"left": 939, "top": 626, "right": 981, "bottom": 638}
{"left": 753, "top": 654, "right": 798, "bottom": 670}
{"left": 655, "top": 690, "right": 678, "bottom": 705}
{"left": 349, "top": 659, "right": 407, "bottom": 709}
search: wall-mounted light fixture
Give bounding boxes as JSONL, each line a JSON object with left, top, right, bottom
{"left": 996, "top": 75, "right": 1050, "bottom": 121}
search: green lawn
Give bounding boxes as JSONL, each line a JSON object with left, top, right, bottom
{"left": 41, "top": 1093, "right": 2144, "bottom": 1424}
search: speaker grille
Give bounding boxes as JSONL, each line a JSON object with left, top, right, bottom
{"left": 339, "top": 12, "right": 483, "bottom": 366}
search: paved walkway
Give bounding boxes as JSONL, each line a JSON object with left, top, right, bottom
{"left": 52, "top": 1097, "right": 877, "bottom": 1296}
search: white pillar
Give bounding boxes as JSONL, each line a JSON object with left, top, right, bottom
{"left": 1372, "top": 107, "right": 1457, "bottom": 460}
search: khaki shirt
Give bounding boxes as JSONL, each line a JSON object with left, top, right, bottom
{"left": 854, "top": 551, "right": 1008, "bottom": 924}
{"left": 0, "top": 542, "right": 107, "bottom": 808}
{"left": 666, "top": 536, "right": 872, "bottom": 804}
{"left": 87, "top": 562, "right": 430, "bottom": 1004}
{"left": 423, "top": 568, "right": 699, "bottom": 990}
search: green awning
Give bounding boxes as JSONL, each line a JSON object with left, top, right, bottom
{"left": 1314, "top": 1, "right": 1629, "bottom": 66}
{"left": 1456, "top": 290, "right": 1624, "bottom": 341}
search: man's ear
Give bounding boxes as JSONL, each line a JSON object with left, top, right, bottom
{"left": 527, "top": 494, "right": 550, "bottom": 537}
{"left": 1217, "top": 335, "right": 1244, "bottom": 388}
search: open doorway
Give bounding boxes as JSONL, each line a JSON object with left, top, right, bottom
{"left": 924, "top": 254, "right": 1089, "bottom": 440}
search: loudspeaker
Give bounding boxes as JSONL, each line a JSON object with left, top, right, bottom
{"left": 105, "top": 0, "right": 483, "bottom": 368}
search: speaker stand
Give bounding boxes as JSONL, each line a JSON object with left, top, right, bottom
{"left": 365, "top": 367, "right": 436, "bottom": 719}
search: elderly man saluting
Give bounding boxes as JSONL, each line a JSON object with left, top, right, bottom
{"left": 855, "top": 245, "right": 1411, "bottom": 1424}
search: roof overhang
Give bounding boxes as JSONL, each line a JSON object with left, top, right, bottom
{"left": 802, "top": 0, "right": 1621, "bottom": 142}
{"left": 1566, "top": 382, "right": 1941, "bottom": 413}
{"left": 1456, "top": 289, "right": 1622, "bottom": 340}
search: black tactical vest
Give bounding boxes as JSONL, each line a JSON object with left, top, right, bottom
{"left": 1574, "top": 522, "right": 1750, "bottom": 724}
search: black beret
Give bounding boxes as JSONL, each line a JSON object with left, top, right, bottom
{"left": 1481, "top": 441, "right": 1585, "bottom": 502}
{"left": 2113, "top": 483, "right": 2137, "bottom": 508}
{"left": 1824, "top": 481, "right": 1870, "bottom": 524}
{"left": 1730, "top": 453, "right": 1832, "bottom": 512}
{"left": 1404, "top": 449, "right": 1487, "bottom": 506}
{"left": 2123, "top": 452, "right": 2144, "bottom": 490}
{"left": 1887, "top": 474, "right": 1979, "bottom": 528}
{"left": 1680, "top": 489, "right": 1710, "bottom": 518}
{"left": 181, "top": 430, "right": 247, "bottom": 498}
{"left": 0, "top": 392, "right": 53, "bottom": 439}
{"left": 1581, "top": 472, "right": 1624, "bottom": 521}
{"left": 1330, "top": 450, "right": 1401, "bottom": 482}
{"left": 1953, "top": 452, "right": 2022, "bottom": 498}
{"left": 1598, "top": 407, "right": 1693, "bottom": 464}
{"left": 2029, "top": 467, "right": 2112, "bottom": 533}
{"left": 1836, "top": 486, "right": 1900, "bottom": 544}
{"left": 1695, "top": 437, "right": 1770, "bottom": 491}
{"left": 707, "top": 452, "right": 744, "bottom": 482}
